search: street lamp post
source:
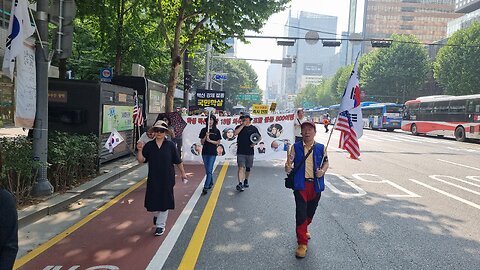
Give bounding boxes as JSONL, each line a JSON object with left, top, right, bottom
{"left": 32, "top": 0, "right": 54, "bottom": 196}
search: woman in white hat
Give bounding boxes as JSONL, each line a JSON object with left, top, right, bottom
{"left": 136, "top": 120, "right": 188, "bottom": 236}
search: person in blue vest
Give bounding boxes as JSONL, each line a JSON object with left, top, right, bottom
{"left": 285, "top": 121, "right": 329, "bottom": 258}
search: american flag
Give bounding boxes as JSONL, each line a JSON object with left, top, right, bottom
{"left": 133, "top": 93, "right": 144, "bottom": 126}
{"left": 336, "top": 111, "right": 360, "bottom": 159}
{"left": 335, "top": 53, "right": 362, "bottom": 159}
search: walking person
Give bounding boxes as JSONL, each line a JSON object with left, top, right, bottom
{"left": 199, "top": 115, "right": 221, "bottom": 195}
{"left": 234, "top": 114, "right": 260, "bottom": 191}
{"left": 0, "top": 186, "right": 19, "bottom": 270}
{"left": 285, "top": 121, "right": 329, "bottom": 258}
{"left": 137, "top": 126, "right": 155, "bottom": 148}
{"left": 323, "top": 113, "right": 330, "bottom": 133}
{"left": 136, "top": 120, "right": 188, "bottom": 236}
{"left": 294, "top": 108, "right": 307, "bottom": 143}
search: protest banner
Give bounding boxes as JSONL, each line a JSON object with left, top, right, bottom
{"left": 252, "top": 104, "right": 269, "bottom": 115}
{"left": 182, "top": 113, "right": 295, "bottom": 162}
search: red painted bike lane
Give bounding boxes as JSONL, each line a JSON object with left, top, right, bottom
{"left": 17, "top": 163, "right": 205, "bottom": 270}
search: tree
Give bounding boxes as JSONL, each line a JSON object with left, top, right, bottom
{"left": 156, "top": 0, "right": 289, "bottom": 112}
{"left": 190, "top": 57, "right": 261, "bottom": 111}
{"left": 360, "top": 34, "right": 430, "bottom": 103}
{"left": 73, "top": 0, "right": 169, "bottom": 80}
{"left": 434, "top": 21, "right": 480, "bottom": 95}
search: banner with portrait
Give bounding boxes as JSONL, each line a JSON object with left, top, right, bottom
{"left": 182, "top": 113, "right": 295, "bottom": 162}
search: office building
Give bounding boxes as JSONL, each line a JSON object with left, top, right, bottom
{"left": 447, "top": 0, "right": 480, "bottom": 36}
{"left": 364, "top": 0, "right": 461, "bottom": 44}
{"left": 281, "top": 11, "right": 338, "bottom": 96}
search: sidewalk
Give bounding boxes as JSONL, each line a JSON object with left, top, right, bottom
{"left": 18, "top": 154, "right": 142, "bottom": 228}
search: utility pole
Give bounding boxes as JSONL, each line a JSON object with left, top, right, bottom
{"left": 31, "top": 0, "right": 53, "bottom": 196}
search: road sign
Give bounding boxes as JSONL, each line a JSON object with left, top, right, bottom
{"left": 100, "top": 68, "right": 113, "bottom": 82}
{"left": 238, "top": 93, "right": 261, "bottom": 102}
{"left": 214, "top": 74, "right": 227, "bottom": 81}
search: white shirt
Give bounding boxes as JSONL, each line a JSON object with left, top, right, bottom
{"left": 294, "top": 115, "right": 306, "bottom": 137}
{"left": 137, "top": 132, "right": 154, "bottom": 144}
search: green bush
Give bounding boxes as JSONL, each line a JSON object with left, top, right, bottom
{"left": 0, "top": 132, "right": 99, "bottom": 203}
{"left": 48, "top": 132, "right": 99, "bottom": 191}
{"left": 0, "top": 136, "right": 39, "bottom": 202}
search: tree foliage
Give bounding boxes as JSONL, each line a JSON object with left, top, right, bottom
{"left": 359, "top": 34, "right": 430, "bottom": 103}
{"left": 434, "top": 21, "right": 480, "bottom": 95}
{"left": 157, "top": 0, "right": 289, "bottom": 111}
{"left": 191, "top": 57, "right": 261, "bottom": 111}
{"left": 71, "top": 0, "right": 170, "bottom": 81}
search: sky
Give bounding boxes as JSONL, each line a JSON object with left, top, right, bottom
{"left": 236, "top": 0, "right": 364, "bottom": 91}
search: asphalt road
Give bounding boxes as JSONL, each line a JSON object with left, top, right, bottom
{"left": 15, "top": 128, "right": 480, "bottom": 269}
{"left": 163, "top": 129, "right": 480, "bottom": 270}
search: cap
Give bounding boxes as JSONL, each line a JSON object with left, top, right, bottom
{"left": 301, "top": 121, "right": 316, "bottom": 131}
{"left": 153, "top": 120, "right": 169, "bottom": 130}
{"left": 297, "top": 107, "right": 304, "bottom": 112}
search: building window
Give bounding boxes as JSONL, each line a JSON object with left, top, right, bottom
{"left": 402, "top": 16, "right": 414, "bottom": 21}
{"left": 400, "top": 25, "right": 414, "bottom": 30}
{"left": 401, "top": 7, "right": 416, "bottom": 12}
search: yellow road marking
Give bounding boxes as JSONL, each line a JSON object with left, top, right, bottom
{"left": 178, "top": 161, "right": 230, "bottom": 269}
{"left": 14, "top": 178, "right": 147, "bottom": 269}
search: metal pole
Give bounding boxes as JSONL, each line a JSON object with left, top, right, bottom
{"left": 32, "top": 0, "right": 53, "bottom": 196}
{"left": 361, "top": 0, "right": 369, "bottom": 55}
{"left": 204, "top": 43, "right": 211, "bottom": 89}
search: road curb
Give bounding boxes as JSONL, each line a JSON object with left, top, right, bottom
{"left": 18, "top": 161, "right": 144, "bottom": 228}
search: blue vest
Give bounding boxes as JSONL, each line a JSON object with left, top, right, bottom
{"left": 293, "top": 142, "right": 325, "bottom": 192}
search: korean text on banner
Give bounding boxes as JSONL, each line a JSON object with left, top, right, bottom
{"left": 252, "top": 104, "right": 269, "bottom": 115}
{"left": 14, "top": 40, "right": 36, "bottom": 128}
{"left": 182, "top": 114, "right": 295, "bottom": 162}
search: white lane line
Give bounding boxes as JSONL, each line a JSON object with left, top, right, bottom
{"left": 360, "top": 135, "right": 383, "bottom": 142}
{"left": 437, "top": 159, "right": 480, "bottom": 172}
{"left": 467, "top": 176, "right": 480, "bottom": 183}
{"left": 389, "top": 136, "right": 423, "bottom": 144}
{"left": 145, "top": 162, "right": 217, "bottom": 270}
{"left": 429, "top": 176, "right": 480, "bottom": 196}
{"left": 325, "top": 173, "right": 367, "bottom": 197}
{"left": 410, "top": 178, "right": 480, "bottom": 210}
{"left": 430, "top": 175, "right": 480, "bottom": 189}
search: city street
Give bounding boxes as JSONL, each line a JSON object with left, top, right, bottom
{"left": 14, "top": 128, "right": 480, "bottom": 269}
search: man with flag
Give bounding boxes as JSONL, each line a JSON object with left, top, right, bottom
{"left": 334, "top": 56, "right": 363, "bottom": 159}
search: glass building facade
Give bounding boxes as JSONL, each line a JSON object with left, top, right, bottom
{"left": 365, "top": 0, "right": 461, "bottom": 44}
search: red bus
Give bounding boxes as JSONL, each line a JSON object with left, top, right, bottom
{"left": 401, "top": 94, "right": 480, "bottom": 142}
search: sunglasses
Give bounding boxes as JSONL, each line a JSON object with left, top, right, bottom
{"left": 153, "top": 128, "right": 166, "bottom": 133}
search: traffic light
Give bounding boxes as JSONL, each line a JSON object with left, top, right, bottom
{"left": 184, "top": 74, "right": 193, "bottom": 90}
{"left": 371, "top": 40, "right": 392, "bottom": 48}
{"left": 322, "top": 40, "right": 341, "bottom": 47}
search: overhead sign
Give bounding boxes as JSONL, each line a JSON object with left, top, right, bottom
{"left": 214, "top": 74, "right": 227, "bottom": 81}
{"left": 238, "top": 93, "right": 261, "bottom": 102}
{"left": 100, "top": 68, "right": 113, "bottom": 82}
{"left": 195, "top": 89, "right": 225, "bottom": 110}
{"left": 252, "top": 104, "right": 269, "bottom": 115}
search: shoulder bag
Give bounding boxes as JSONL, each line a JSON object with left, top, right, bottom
{"left": 285, "top": 144, "right": 315, "bottom": 189}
